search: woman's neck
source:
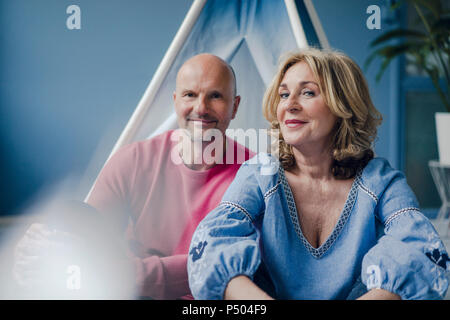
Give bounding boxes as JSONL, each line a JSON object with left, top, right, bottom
{"left": 290, "top": 143, "right": 334, "bottom": 181}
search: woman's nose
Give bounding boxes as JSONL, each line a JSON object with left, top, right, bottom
{"left": 285, "top": 95, "right": 302, "bottom": 113}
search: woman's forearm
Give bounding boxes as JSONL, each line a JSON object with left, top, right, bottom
{"left": 357, "top": 288, "right": 401, "bottom": 300}
{"left": 224, "top": 275, "right": 274, "bottom": 300}
{"left": 224, "top": 277, "right": 402, "bottom": 300}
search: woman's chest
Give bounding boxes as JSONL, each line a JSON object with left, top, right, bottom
{"left": 287, "top": 178, "right": 354, "bottom": 249}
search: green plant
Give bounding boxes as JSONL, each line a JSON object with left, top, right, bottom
{"left": 365, "top": 0, "right": 450, "bottom": 112}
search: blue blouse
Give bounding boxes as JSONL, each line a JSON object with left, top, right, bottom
{"left": 187, "top": 154, "right": 450, "bottom": 300}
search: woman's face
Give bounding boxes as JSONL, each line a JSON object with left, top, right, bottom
{"left": 276, "top": 61, "right": 337, "bottom": 152}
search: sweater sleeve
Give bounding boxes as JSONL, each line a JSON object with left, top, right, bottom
{"left": 187, "top": 161, "right": 266, "bottom": 300}
{"left": 361, "top": 170, "right": 449, "bottom": 300}
{"left": 86, "top": 143, "right": 138, "bottom": 233}
{"left": 86, "top": 143, "right": 191, "bottom": 299}
{"left": 133, "top": 254, "right": 190, "bottom": 299}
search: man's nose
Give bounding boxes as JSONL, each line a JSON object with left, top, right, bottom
{"left": 194, "top": 95, "right": 208, "bottom": 115}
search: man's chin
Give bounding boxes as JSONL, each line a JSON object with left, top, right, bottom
{"left": 183, "top": 126, "right": 222, "bottom": 142}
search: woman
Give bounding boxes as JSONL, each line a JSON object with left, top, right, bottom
{"left": 187, "top": 48, "right": 449, "bottom": 300}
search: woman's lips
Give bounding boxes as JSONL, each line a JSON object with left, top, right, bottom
{"left": 284, "top": 119, "right": 308, "bottom": 128}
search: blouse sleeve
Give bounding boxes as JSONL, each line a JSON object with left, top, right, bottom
{"left": 361, "top": 171, "right": 449, "bottom": 300}
{"left": 187, "top": 161, "right": 265, "bottom": 300}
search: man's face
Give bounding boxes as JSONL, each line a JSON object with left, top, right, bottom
{"left": 173, "top": 56, "right": 240, "bottom": 141}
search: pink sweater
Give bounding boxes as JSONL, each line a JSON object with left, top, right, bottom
{"left": 87, "top": 130, "right": 253, "bottom": 299}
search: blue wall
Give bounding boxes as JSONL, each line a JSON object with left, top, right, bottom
{"left": 0, "top": 0, "right": 192, "bottom": 214}
{"left": 0, "top": 0, "right": 402, "bottom": 215}
{"left": 313, "top": 0, "right": 402, "bottom": 168}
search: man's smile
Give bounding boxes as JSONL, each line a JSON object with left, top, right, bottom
{"left": 188, "top": 118, "right": 218, "bottom": 125}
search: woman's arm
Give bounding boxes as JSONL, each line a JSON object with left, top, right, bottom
{"left": 188, "top": 160, "right": 267, "bottom": 300}
{"left": 224, "top": 275, "right": 274, "bottom": 300}
{"left": 360, "top": 165, "right": 449, "bottom": 300}
{"left": 357, "top": 289, "right": 401, "bottom": 300}
{"left": 225, "top": 278, "right": 401, "bottom": 300}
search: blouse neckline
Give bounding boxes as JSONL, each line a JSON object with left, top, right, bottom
{"left": 278, "top": 166, "right": 362, "bottom": 259}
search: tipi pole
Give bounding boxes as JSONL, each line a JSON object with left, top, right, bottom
{"left": 304, "top": 0, "right": 330, "bottom": 49}
{"left": 84, "top": 0, "right": 207, "bottom": 202}
{"left": 284, "top": 0, "right": 309, "bottom": 48}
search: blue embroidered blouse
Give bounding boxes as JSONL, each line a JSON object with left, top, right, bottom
{"left": 187, "top": 154, "right": 450, "bottom": 300}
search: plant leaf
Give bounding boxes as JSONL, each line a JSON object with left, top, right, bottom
{"left": 408, "top": 0, "right": 442, "bottom": 18}
{"left": 376, "top": 57, "right": 393, "bottom": 81}
{"left": 374, "top": 42, "right": 423, "bottom": 58}
{"left": 390, "top": 0, "right": 404, "bottom": 10}
{"left": 370, "top": 29, "right": 427, "bottom": 47}
{"left": 365, "top": 42, "right": 424, "bottom": 76}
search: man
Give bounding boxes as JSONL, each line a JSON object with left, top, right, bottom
{"left": 13, "top": 54, "right": 254, "bottom": 299}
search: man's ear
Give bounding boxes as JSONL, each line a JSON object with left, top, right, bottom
{"left": 231, "top": 95, "right": 241, "bottom": 119}
{"left": 173, "top": 91, "right": 177, "bottom": 102}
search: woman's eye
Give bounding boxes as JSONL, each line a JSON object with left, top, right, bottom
{"left": 303, "top": 90, "right": 315, "bottom": 97}
{"left": 279, "top": 92, "right": 289, "bottom": 99}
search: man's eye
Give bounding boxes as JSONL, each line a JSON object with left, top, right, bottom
{"left": 210, "top": 93, "right": 222, "bottom": 99}
{"left": 184, "top": 92, "right": 195, "bottom": 97}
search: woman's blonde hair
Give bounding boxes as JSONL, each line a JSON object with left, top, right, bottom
{"left": 263, "top": 48, "right": 383, "bottom": 179}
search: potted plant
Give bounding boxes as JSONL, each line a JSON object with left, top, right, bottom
{"left": 365, "top": 0, "right": 450, "bottom": 164}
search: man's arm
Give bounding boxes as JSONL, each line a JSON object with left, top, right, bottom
{"left": 86, "top": 143, "right": 192, "bottom": 299}
{"left": 132, "top": 254, "right": 190, "bottom": 299}
{"left": 13, "top": 142, "right": 191, "bottom": 299}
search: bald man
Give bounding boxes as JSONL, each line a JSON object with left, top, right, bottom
{"left": 14, "top": 54, "right": 254, "bottom": 299}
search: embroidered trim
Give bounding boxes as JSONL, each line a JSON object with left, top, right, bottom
{"left": 384, "top": 207, "right": 421, "bottom": 227}
{"left": 279, "top": 167, "right": 361, "bottom": 259}
{"left": 357, "top": 181, "right": 378, "bottom": 203}
{"left": 220, "top": 201, "right": 253, "bottom": 222}
{"left": 264, "top": 182, "right": 280, "bottom": 200}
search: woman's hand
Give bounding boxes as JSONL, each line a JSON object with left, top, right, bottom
{"left": 357, "top": 288, "right": 401, "bottom": 300}
{"left": 224, "top": 275, "right": 274, "bottom": 300}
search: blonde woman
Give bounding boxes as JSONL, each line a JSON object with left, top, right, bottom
{"left": 187, "top": 48, "right": 449, "bottom": 300}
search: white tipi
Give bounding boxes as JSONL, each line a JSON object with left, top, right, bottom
{"left": 86, "top": 0, "right": 329, "bottom": 201}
